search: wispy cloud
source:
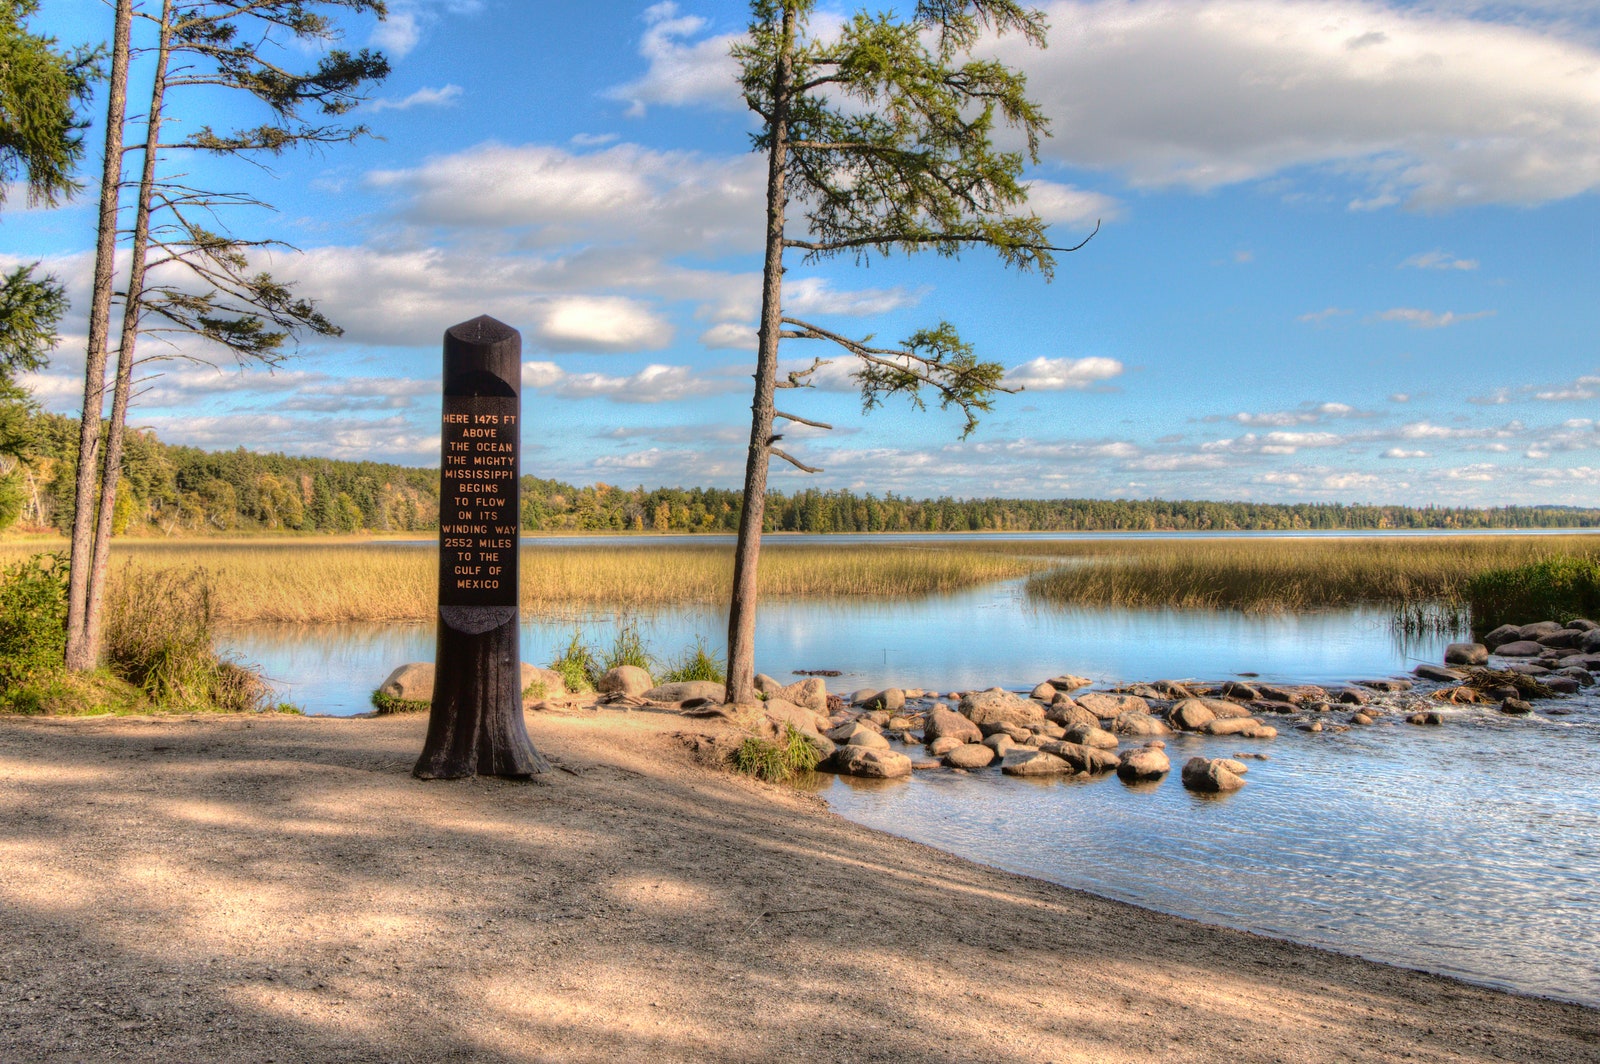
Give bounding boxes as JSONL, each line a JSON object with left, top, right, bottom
{"left": 1401, "top": 250, "right": 1479, "bottom": 270}
{"left": 366, "top": 85, "right": 463, "bottom": 113}
{"left": 1374, "top": 307, "right": 1495, "bottom": 328}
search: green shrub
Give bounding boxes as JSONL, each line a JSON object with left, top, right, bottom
{"left": 661, "top": 636, "right": 725, "bottom": 684}
{"left": 732, "top": 725, "right": 820, "bottom": 783}
{"left": 0, "top": 553, "right": 67, "bottom": 688}
{"left": 548, "top": 629, "right": 598, "bottom": 693}
{"left": 1467, "top": 556, "right": 1600, "bottom": 633}
{"left": 103, "top": 564, "right": 267, "bottom": 712}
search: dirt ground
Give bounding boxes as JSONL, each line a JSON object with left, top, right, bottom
{"left": 1, "top": 709, "right": 1595, "bottom": 1063}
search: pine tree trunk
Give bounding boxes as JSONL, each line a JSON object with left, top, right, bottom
{"left": 65, "top": 0, "right": 132, "bottom": 672}
{"left": 725, "top": 6, "right": 795, "bottom": 705}
{"left": 85, "top": 0, "right": 171, "bottom": 665}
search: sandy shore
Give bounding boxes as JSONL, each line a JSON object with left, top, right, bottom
{"left": 1, "top": 709, "right": 1595, "bottom": 1063}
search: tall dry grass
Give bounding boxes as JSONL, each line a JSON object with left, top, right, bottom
{"left": 0, "top": 540, "right": 1043, "bottom": 624}
{"left": 1023, "top": 534, "right": 1600, "bottom": 610}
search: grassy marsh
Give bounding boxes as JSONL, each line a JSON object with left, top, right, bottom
{"left": 5, "top": 532, "right": 1597, "bottom": 625}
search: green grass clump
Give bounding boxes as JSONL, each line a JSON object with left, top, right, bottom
{"left": 549, "top": 630, "right": 598, "bottom": 693}
{"left": 661, "top": 636, "right": 725, "bottom": 684}
{"left": 102, "top": 564, "right": 268, "bottom": 713}
{"left": 370, "top": 691, "right": 429, "bottom": 714}
{"left": 1466, "top": 557, "right": 1600, "bottom": 633}
{"left": 732, "top": 725, "right": 820, "bottom": 784}
{"left": 601, "top": 618, "right": 653, "bottom": 673}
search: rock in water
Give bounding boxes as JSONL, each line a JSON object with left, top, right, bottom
{"left": 762, "top": 698, "right": 829, "bottom": 736}
{"left": 942, "top": 743, "right": 996, "bottom": 770}
{"left": 1075, "top": 692, "right": 1148, "bottom": 719}
{"left": 999, "top": 749, "right": 1073, "bottom": 777}
{"left": 1113, "top": 710, "right": 1171, "bottom": 738}
{"left": 1169, "top": 699, "right": 1217, "bottom": 731}
{"left": 1494, "top": 641, "right": 1544, "bottom": 658}
{"left": 1181, "top": 757, "right": 1246, "bottom": 793}
{"left": 925, "top": 705, "right": 983, "bottom": 745}
{"left": 1116, "top": 744, "right": 1171, "bottom": 782}
{"left": 830, "top": 746, "right": 912, "bottom": 779}
{"left": 1063, "top": 723, "right": 1119, "bottom": 750}
{"left": 960, "top": 688, "right": 1046, "bottom": 728}
{"left": 1413, "top": 663, "right": 1463, "bottom": 683}
{"left": 776, "top": 676, "right": 829, "bottom": 712}
{"left": 1444, "top": 642, "right": 1488, "bottom": 666}
{"left": 1036, "top": 740, "right": 1120, "bottom": 774}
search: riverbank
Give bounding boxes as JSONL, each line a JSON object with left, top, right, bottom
{"left": 2, "top": 710, "right": 1594, "bottom": 1062}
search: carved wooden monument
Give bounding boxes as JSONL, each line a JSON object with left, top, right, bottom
{"left": 414, "top": 315, "right": 548, "bottom": 779}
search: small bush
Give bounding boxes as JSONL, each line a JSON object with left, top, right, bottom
{"left": 549, "top": 630, "right": 598, "bottom": 693}
{"left": 732, "top": 725, "right": 820, "bottom": 783}
{"left": 1467, "top": 557, "right": 1600, "bottom": 633}
{"left": 661, "top": 636, "right": 725, "bottom": 684}
{"left": 0, "top": 553, "right": 67, "bottom": 689}
{"left": 103, "top": 564, "right": 267, "bottom": 712}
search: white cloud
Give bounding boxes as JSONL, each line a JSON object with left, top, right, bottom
{"left": 532, "top": 296, "right": 671, "bottom": 351}
{"left": 1000, "top": 0, "right": 1600, "bottom": 208}
{"left": 605, "top": 3, "right": 744, "bottom": 116}
{"left": 1382, "top": 447, "right": 1429, "bottom": 458}
{"left": 784, "top": 278, "right": 926, "bottom": 317}
{"left": 1005, "top": 355, "right": 1124, "bottom": 390}
{"left": 1022, "top": 180, "right": 1121, "bottom": 226}
{"left": 519, "top": 361, "right": 742, "bottom": 404}
{"left": 371, "top": 12, "right": 421, "bottom": 57}
{"left": 1535, "top": 375, "right": 1600, "bottom": 400}
{"left": 1298, "top": 307, "right": 1352, "bottom": 325}
{"left": 367, "top": 85, "right": 463, "bottom": 112}
{"left": 1375, "top": 307, "right": 1495, "bottom": 328}
{"left": 1401, "top": 249, "right": 1479, "bottom": 270}
{"left": 1203, "top": 431, "right": 1346, "bottom": 455}
{"left": 699, "top": 323, "right": 757, "bottom": 350}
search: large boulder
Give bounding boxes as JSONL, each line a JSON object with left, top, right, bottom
{"left": 862, "top": 688, "right": 907, "bottom": 713}
{"left": 643, "top": 680, "right": 727, "bottom": 703}
{"left": 379, "top": 662, "right": 434, "bottom": 702}
{"left": 597, "top": 665, "right": 654, "bottom": 697}
{"left": 1582, "top": 629, "right": 1600, "bottom": 653}
{"left": 1047, "top": 674, "right": 1092, "bottom": 691}
{"left": 1046, "top": 700, "right": 1100, "bottom": 730}
{"left": 754, "top": 673, "right": 785, "bottom": 697}
{"left": 1116, "top": 744, "right": 1171, "bottom": 782}
{"left": 1075, "top": 692, "right": 1148, "bottom": 719}
{"left": 960, "top": 688, "right": 1045, "bottom": 728}
{"left": 1169, "top": 698, "right": 1216, "bottom": 731}
{"left": 999, "top": 749, "right": 1073, "bottom": 777}
{"left": 942, "top": 743, "right": 996, "bottom": 770}
{"left": 1518, "top": 621, "right": 1563, "bottom": 641}
{"left": 829, "top": 746, "right": 912, "bottom": 779}
{"left": 924, "top": 705, "right": 983, "bottom": 745}
{"left": 1493, "top": 641, "right": 1544, "bottom": 658}
{"left": 928, "top": 736, "right": 966, "bottom": 756}
{"left": 776, "top": 676, "right": 829, "bottom": 712}
{"left": 1181, "top": 757, "right": 1246, "bottom": 793}
{"left": 827, "top": 721, "right": 889, "bottom": 748}
{"left": 1444, "top": 642, "right": 1488, "bottom": 666}
{"left": 522, "top": 665, "right": 569, "bottom": 699}
{"left": 1413, "top": 663, "right": 1463, "bottom": 683}
{"left": 1538, "top": 629, "right": 1587, "bottom": 650}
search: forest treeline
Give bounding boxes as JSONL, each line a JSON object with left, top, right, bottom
{"left": 4, "top": 413, "right": 1598, "bottom": 536}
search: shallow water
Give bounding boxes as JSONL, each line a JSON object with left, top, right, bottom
{"left": 816, "top": 697, "right": 1600, "bottom": 1008}
{"left": 224, "top": 579, "right": 1455, "bottom": 714}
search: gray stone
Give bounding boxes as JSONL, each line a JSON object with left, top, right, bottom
{"left": 1518, "top": 621, "right": 1563, "bottom": 640}
{"left": 1203, "top": 717, "right": 1277, "bottom": 738}
{"left": 1220, "top": 681, "right": 1259, "bottom": 701}
{"left": 1556, "top": 667, "right": 1594, "bottom": 686}
{"left": 1500, "top": 699, "right": 1533, "bottom": 715}
{"left": 924, "top": 705, "right": 983, "bottom": 745}
{"left": 982, "top": 734, "right": 1018, "bottom": 758}
{"left": 644, "top": 680, "right": 727, "bottom": 703}
{"left": 379, "top": 662, "right": 434, "bottom": 702}
{"left": 1544, "top": 676, "right": 1581, "bottom": 695}
{"left": 833, "top": 722, "right": 890, "bottom": 749}
{"left": 1047, "top": 674, "right": 1092, "bottom": 691}
{"left": 1169, "top": 699, "right": 1217, "bottom": 731}
{"left": 1445, "top": 643, "right": 1489, "bottom": 666}
{"left": 1413, "top": 663, "right": 1464, "bottom": 683}
{"left": 928, "top": 736, "right": 964, "bottom": 756}
{"left": 1566, "top": 618, "right": 1600, "bottom": 631}
{"left": 1029, "top": 682, "right": 1057, "bottom": 701}
{"left": 1481, "top": 624, "right": 1523, "bottom": 650}
{"left": 597, "top": 665, "right": 654, "bottom": 697}
{"left": 1046, "top": 701, "right": 1100, "bottom": 730}
{"left": 776, "top": 676, "right": 829, "bottom": 712}
{"left": 1181, "top": 757, "right": 1245, "bottom": 794}
{"left": 943, "top": 743, "right": 996, "bottom": 770}
{"left": 1582, "top": 629, "right": 1600, "bottom": 653}
{"left": 1358, "top": 678, "right": 1413, "bottom": 693}
{"left": 1537, "top": 629, "right": 1587, "bottom": 650}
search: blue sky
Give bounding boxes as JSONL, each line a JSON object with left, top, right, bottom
{"left": 5, "top": 0, "right": 1599, "bottom": 505}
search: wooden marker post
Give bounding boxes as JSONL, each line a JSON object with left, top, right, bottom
{"left": 414, "top": 315, "right": 548, "bottom": 779}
